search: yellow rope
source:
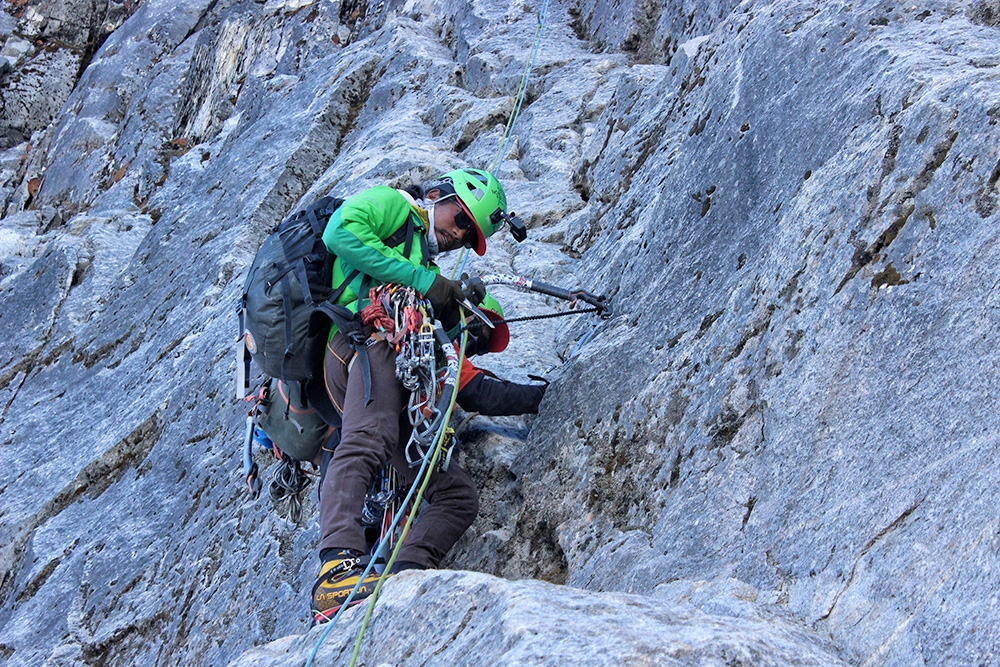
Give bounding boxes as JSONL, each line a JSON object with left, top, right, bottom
{"left": 347, "top": 321, "right": 469, "bottom": 666}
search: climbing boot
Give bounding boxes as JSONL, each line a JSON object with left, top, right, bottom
{"left": 311, "top": 550, "right": 381, "bottom": 623}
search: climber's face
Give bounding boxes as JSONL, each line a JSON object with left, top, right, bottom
{"left": 427, "top": 189, "right": 473, "bottom": 252}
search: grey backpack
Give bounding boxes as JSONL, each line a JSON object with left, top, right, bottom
{"left": 238, "top": 196, "right": 344, "bottom": 394}
{"left": 257, "top": 378, "right": 331, "bottom": 462}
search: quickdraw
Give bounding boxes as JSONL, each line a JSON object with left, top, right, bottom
{"left": 361, "top": 463, "right": 409, "bottom": 556}
{"left": 241, "top": 384, "right": 269, "bottom": 500}
{"left": 361, "top": 285, "right": 461, "bottom": 470}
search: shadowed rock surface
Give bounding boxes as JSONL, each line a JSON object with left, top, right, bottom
{"left": 1, "top": 0, "right": 998, "bottom": 665}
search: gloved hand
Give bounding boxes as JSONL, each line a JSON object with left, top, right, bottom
{"left": 425, "top": 275, "right": 464, "bottom": 328}
{"left": 461, "top": 274, "right": 486, "bottom": 306}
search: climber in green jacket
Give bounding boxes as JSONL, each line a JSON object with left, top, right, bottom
{"left": 312, "top": 168, "right": 510, "bottom": 622}
{"left": 320, "top": 172, "right": 499, "bottom": 320}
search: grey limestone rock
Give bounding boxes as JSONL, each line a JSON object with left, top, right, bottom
{"left": 0, "top": 0, "right": 141, "bottom": 150}
{"left": 0, "top": 0, "right": 998, "bottom": 665}
{"left": 228, "top": 570, "right": 850, "bottom": 666}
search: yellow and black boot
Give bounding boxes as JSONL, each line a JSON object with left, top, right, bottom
{"left": 311, "top": 550, "right": 381, "bottom": 623}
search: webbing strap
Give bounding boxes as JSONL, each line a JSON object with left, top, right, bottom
{"left": 402, "top": 213, "right": 415, "bottom": 259}
{"left": 280, "top": 276, "right": 295, "bottom": 380}
{"left": 355, "top": 343, "right": 372, "bottom": 406}
{"left": 331, "top": 268, "right": 360, "bottom": 304}
{"left": 305, "top": 197, "right": 333, "bottom": 236}
{"left": 294, "top": 257, "right": 315, "bottom": 305}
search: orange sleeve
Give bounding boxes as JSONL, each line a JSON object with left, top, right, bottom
{"left": 458, "top": 357, "right": 482, "bottom": 391}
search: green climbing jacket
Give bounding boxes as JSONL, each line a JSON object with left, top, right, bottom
{"left": 321, "top": 185, "right": 438, "bottom": 316}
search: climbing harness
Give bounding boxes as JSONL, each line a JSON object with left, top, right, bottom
{"left": 306, "top": 319, "right": 468, "bottom": 667}
{"left": 360, "top": 284, "right": 462, "bottom": 470}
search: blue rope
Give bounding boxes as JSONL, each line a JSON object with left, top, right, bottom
{"left": 304, "top": 425, "right": 441, "bottom": 666}
{"left": 490, "top": 0, "right": 551, "bottom": 174}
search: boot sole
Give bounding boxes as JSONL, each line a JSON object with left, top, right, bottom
{"left": 313, "top": 596, "right": 368, "bottom": 624}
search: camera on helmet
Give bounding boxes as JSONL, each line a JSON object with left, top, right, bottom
{"left": 491, "top": 209, "right": 527, "bottom": 243}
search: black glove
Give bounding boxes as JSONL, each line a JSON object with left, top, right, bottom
{"left": 461, "top": 274, "right": 486, "bottom": 306}
{"left": 425, "top": 275, "right": 464, "bottom": 328}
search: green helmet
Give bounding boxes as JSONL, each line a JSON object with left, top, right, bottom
{"left": 480, "top": 293, "right": 504, "bottom": 318}
{"left": 437, "top": 168, "right": 507, "bottom": 255}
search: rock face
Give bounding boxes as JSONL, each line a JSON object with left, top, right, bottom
{"left": 227, "top": 571, "right": 850, "bottom": 667}
{"left": 0, "top": 0, "right": 998, "bottom": 666}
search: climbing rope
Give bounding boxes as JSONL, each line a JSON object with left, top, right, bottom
{"left": 305, "top": 306, "right": 467, "bottom": 667}
{"left": 452, "top": 0, "right": 552, "bottom": 280}
{"left": 268, "top": 458, "right": 312, "bottom": 524}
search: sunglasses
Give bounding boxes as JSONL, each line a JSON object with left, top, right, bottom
{"left": 453, "top": 207, "right": 473, "bottom": 232}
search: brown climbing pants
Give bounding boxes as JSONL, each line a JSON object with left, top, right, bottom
{"left": 318, "top": 330, "right": 479, "bottom": 568}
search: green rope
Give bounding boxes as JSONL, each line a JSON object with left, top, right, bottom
{"left": 451, "top": 0, "right": 551, "bottom": 282}
{"left": 346, "top": 324, "right": 470, "bottom": 667}
{"left": 489, "top": 1, "right": 549, "bottom": 174}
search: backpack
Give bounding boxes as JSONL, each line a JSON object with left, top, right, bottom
{"left": 237, "top": 195, "right": 344, "bottom": 396}
{"left": 236, "top": 193, "right": 429, "bottom": 398}
{"left": 258, "top": 378, "right": 332, "bottom": 462}
{"left": 242, "top": 378, "right": 341, "bottom": 523}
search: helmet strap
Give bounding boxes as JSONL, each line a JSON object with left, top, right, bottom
{"left": 423, "top": 200, "right": 440, "bottom": 258}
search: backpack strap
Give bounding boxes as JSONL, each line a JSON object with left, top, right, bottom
{"left": 381, "top": 211, "right": 427, "bottom": 265}
{"left": 331, "top": 268, "right": 360, "bottom": 304}
{"left": 236, "top": 302, "right": 252, "bottom": 399}
{"left": 326, "top": 212, "right": 426, "bottom": 311}
{"left": 305, "top": 196, "right": 337, "bottom": 234}
{"left": 311, "top": 302, "right": 374, "bottom": 406}
{"left": 297, "top": 196, "right": 342, "bottom": 307}
{"left": 279, "top": 275, "right": 297, "bottom": 381}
